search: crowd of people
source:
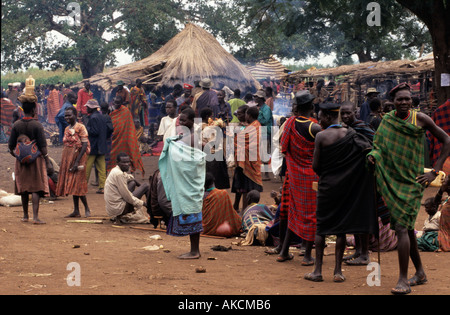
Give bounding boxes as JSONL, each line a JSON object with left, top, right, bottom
{"left": 2, "top": 74, "right": 450, "bottom": 295}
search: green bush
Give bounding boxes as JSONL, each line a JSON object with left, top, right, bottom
{"left": 1, "top": 68, "right": 83, "bottom": 90}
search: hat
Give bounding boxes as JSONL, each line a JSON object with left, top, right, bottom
{"left": 319, "top": 103, "right": 341, "bottom": 111}
{"left": 389, "top": 82, "right": 411, "bottom": 98}
{"left": 199, "top": 78, "right": 213, "bottom": 88}
{"left": 116, "top": 80, "right": 125, "bottom": 86}
{"left": 253, "top": 90, "right": 266, "bottom": 99}
{"left": 293, "top": 90, "right": 315, "bottom": 105}
{"left": 366, "top": 88, "right": 380, "bottom": 95}
{"left": 85, "top": 99, "right": 100, "bottom": 109}
{"left": 183, "top": 83, "right": 194, "bottom": 90}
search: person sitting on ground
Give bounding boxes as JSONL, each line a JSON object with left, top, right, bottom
{"left": 148, "top": 168, "right": 172, "bottom": 228}
{"left": 416, "top": 197, "right": 441, "bottom": 252}
{"left": 104, "top": 152, "right": 149, "bottom": 224}
{"left": 433, "top": 175, "right": 450, "bottom": 251}
{"left": 201, "top": 172, "right": 242, "bottom": 237}
{"left": 240, "top": 190, "right": 275, "bottom": 246}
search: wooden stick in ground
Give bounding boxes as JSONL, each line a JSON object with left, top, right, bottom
{"left": 128, "top": 226, "right": 226, "bottom": 239}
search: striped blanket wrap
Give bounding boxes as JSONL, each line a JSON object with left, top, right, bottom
{"left": 108, "top": 105, "right": 144, "bottom": 174}
{"left": 281, "top": 117, "right": 318, "bottom": 241}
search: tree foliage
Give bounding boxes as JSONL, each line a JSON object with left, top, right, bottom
{"left": 238, "top": 0, "right": 432, "bottom": 63}
{"left": 1, "top": 0, "right": 185, "bottom": 78}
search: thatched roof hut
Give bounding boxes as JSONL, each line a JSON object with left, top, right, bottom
{"left": 246, "top": 56, "right": 290, "bottom": 81}
{"left": 76, "top": 23, "right": 261, "bottom": 93}
{"left": 284, "top": 53, "right": 435, "bottom": 85}
{"left": 283, "top": 54, "right": 436, "bottom": 108}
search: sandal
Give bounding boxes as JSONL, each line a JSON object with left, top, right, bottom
{"left": 408, "top": 275, "right": 427, "bottom": 287}
{"left": 344, "top": 256, "right": 370, "bottom": 266}
{"left": 264, "top": 247, "right": 281, "bottom": 255}
{"left": 391, "top": 286, "right": 411, "bottom": 295}
{"left": 333, "top": 274, "right": 346, "bottom": 283}
{"left": 301, "top": 258, "right": 315, "bottom": 266}
{"left": 276, "top": 253, "right": 294, "bottom": 262}
{"left": 96, "top": 188, "right": 104, "bottom": 194}
{"left": 304, "top": 273, "right": 323, "bottom": 282}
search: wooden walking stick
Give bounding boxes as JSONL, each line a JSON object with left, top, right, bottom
{"left": 373, "top": 174, "right": 381, "bottom": 265}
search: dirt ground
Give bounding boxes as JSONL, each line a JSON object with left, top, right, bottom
{"left": 0, "top": 142, "right": 449, "bottom": 297}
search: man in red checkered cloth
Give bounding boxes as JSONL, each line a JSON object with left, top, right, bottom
{"left": 427, "top": 99, "right": 450, "bottom": 174}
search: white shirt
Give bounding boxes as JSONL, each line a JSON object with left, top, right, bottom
{"left": 104, "top": 166, "right": 144, "bottom": 217}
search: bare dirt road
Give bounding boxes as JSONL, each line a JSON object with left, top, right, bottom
{"left": 1, "top": 143, "right": 449, "bottom": 297}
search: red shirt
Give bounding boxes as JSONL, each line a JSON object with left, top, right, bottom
{"left": 77, "top": 88, "right": 93, "bottom": 115}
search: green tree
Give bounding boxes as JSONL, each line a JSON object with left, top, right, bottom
{"left": 239, "top": 0, "right": 432, "bottom": 64}
{"left": 395, "top": 0, "right": 450, "bottom": 106}
{"left": 1, "top": 0, "right": 185, "bottom": 78}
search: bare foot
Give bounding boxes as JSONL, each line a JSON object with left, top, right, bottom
{"left": 65, "top": 212, "right": 81, "bottom": 218}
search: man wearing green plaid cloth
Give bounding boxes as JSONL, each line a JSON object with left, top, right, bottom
{"left": 368, "top": 83, "right": 450, "bottom": 295}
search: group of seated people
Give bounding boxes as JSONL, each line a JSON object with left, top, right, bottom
{"left": 103, "top": 152, "right": 450, "bottom": 253}
{"left": 103, "top": 152, "right": 279, "bottom": 243}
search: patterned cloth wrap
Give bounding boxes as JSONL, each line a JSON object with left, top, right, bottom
{"left": 14, "top": 140, "right": 41, "bottom": 164}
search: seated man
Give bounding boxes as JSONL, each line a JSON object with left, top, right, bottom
{"left": 202, "top": 172, "right": 241, "bottom": 237}
{"left": 104, "top": 152, "right": 149, "bottom": 224}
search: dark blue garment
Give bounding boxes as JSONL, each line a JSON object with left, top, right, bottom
{"left": 55, "top": 101, "right": 73, "bottom": 143}
{"left": 86, "top": 110, "right": 114, "bottom": 155}
{"left": 359, "top": 101, "right": 370, "bottom": 122}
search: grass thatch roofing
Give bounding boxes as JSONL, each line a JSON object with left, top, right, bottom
{"left": 76, "top": 23, "right": 261, "bottom": 92}
{"left": 246, "top": 56, "right": 289, "bottom": 81}
{"left": 285, "top": 53, "right": 435, "bottom": 84}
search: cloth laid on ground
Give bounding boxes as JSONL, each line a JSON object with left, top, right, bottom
{"left": 281, "top": 116, "right": 318, "bottom": 242}
{"left": 108, "top": 105, "right": 144, "bottom": 174}
{"left": 159, "top": 136, "right": 206, "bottom": 218}
{"left": 417, "top": 231, "right": 439, "bottom": 252}
{"left": 369, "top": 111, "right": 426, "bottom": 230}
{"left": 201, "top": 188, "right": 241, "bottom": 236}
{"left": 316, "top": 128, "right": 377, "bottom": 236}
{"left": 240, "top": 224, "right": 269, "bottom": 246}
{"left": 118, "top": 203, "right": 150, "bottom": 224}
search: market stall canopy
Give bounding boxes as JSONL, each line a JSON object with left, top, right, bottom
{"left": 75, "top": 23, "right": 261, "bottom": 92}
{"left": 246, "top": 56, "right": 290, "bottom": 81}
